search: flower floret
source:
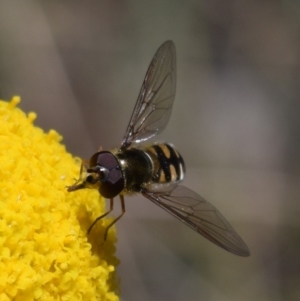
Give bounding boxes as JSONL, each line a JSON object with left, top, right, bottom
{"left": 0, "top": 97, "right": 119, "bottom": 300}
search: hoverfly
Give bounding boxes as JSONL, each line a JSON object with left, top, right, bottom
{"left": 68, "top": 41, "right": 250, "bottom": 257}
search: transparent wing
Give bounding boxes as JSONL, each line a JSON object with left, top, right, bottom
{"left": 142, "top": 185, "right": 250, "bottom": 256}
{"left": 121, "top": 41, "right": 176, "bottom": 148}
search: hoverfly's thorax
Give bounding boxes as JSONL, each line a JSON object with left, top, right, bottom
{"left": 145, "top": 143, "right": 185, "bottom": 184}
{"left": 115, "top": 148, "right": 152, "bottom": 192}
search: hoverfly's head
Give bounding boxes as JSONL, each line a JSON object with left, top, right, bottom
{"left": 67, "top": 151, "right": 124, "bottom": 199}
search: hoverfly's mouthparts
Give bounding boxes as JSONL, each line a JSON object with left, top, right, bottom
{"left": 67, "top": 182, "right": 86, "bottom": 192}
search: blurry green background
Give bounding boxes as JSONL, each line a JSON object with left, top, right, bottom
{"left": 1, "top": 1, "right": 300, "bottom": 300}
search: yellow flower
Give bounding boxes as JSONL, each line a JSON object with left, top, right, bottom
{"left": 0, "top": 97, "right": 119, "bottom": 301}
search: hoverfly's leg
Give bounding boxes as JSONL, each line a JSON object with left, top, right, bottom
{"left": 103, "top": 195, "right": 126, "bottom": 241}
{"left": 87, "top": 198, "right": 114, "bottom": 235}
{"left": 67, "top": 159, "right": 90, "bottom": 192}
{"left": 72, "top": 159, "right": 89, "bottom": 184}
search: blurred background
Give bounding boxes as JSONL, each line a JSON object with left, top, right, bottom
{"left": 1, "top": 0, "right": 300, "bottom": 300}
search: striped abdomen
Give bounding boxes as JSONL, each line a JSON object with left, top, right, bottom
{"left": 145, "top": 143, "right": 185, "bottom": 184}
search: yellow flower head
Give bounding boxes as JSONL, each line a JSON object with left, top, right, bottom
{"left": 0, "top": 97, "right": 119, "bottom": 301}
